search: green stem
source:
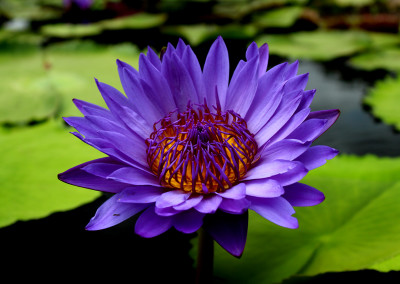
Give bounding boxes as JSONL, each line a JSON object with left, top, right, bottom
{"left": 195, "top": 229, "right": 214, "bottom": 284}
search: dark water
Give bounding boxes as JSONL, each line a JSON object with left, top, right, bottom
{"left": 298, "top": 59, "right": 400, "bottom": 157}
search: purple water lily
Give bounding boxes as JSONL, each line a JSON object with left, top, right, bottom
{"left": 58, "top": 36, "right": 339, "bottom": 257}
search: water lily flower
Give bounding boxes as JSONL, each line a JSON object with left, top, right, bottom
{"left": 58, "top": 36, "right": 339, "bottom": 257}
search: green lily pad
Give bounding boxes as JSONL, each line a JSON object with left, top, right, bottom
{"left": 256, "top": 30, "right": 371, "bottom": 60}
{"left": 40, "top": 23, "right": 103, "bottom": 38}
{"left": 212, "top": 155, "right": 400, "bottom": 283}
{"left": 45, "top": 41, "right": 141, "bottom": 118}
{"left": 99, "top": 13, "right": 167, "bottom": 30}
{"left": 350, "top": 48, "right": 400, "bottom": 73}
{"left": 0, "top": 121, "right": 102, "bottom": 228}
{"left": 0, "top": 52, "right": 59, "bottom": 125}
{"left": 252, "top": 6, "right": 304, "bottom": 28}
{"left": 363, "top": 75, "right": 400, "bottom": 131}
{"left": 163, "top": 24, "right": 258, "bottom": 46}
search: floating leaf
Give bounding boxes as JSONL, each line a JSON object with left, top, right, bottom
{"left": 40, "top": 23, "right": 103, "bottom": 38}
{"left": 163, "top": 24, "right": 258, "bottom": 46}
{"left": 0, "top": 121, "right": 102, "bottom": 228}
{"left": 252, "top": 6, "right": 304, "bottom": 28}
{"left": 212, "top": 155, "right": 400, "bottom": 283}
{"left": 0, "top": 52, "right": 59, "bottom": 125}
{"left": 44, "top": 41, "right": 141, "bottom": 118}
{"left": 363, "top": 75, "right": 400, "bottom": 131}
{"left": 256, "top": 30, "right": 370, "bottom": 60}
{"left": 350, "top": 48, "right": 400, "bottom": 73}
{"left": 99, "top": 13, "right": 167, "bottom": 30}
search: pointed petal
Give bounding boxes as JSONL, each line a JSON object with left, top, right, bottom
{"left": 244, "top": 160, "right": 298, "bottom": 181}
{"left": 283, "top": 183, "right": 325, "bottom": 207}
{"left": 135, "top": 206, "right": 173, "bottom": 238}
{"left": 58, "top": 157, "right": 129, "bottom": 193}
{"left": 86, "top": 193, "right": 149, "bottom": 231}
{"left": 245, "top": 178, "right": 284, "bottom": 198}
{"left": 203, "top": 36, "right": 229, "bottom": 107}
{"left": 106, "top": 167, "right": 161, "bottom": 187}
{"left": 248, "top": 196, "right": 298, "bottom": 229}
{"left": 118, "top": 186, "right": 164, "bottom": 203}
{"left": 260, "top": 139, "right": 310, "bottom": 162}
{"left": 203, "top": 210, "right": 248, "bottom": 258}
{"left": 296, "top": 145, "right": 339, "bottom": 170}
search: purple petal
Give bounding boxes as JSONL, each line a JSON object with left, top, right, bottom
{"left": 155, "top": 206, "right": 180, "bottom": 216}
{"left": 135, "top": 206, "right": 173, "bottom": 238}
{"left": 118, "top": 186, "right": 164, "bottom": 203}
{"left": 203, "top": 36, "right": 229, "bottom": 108}
{"left": 155, "top": 190, "right": 191, "bottom": 208}
{"left": 283, "top": 60, "right": 299, "bottom": 79}
{"left": 245, "top": 178, "right": 284, "bottom": 198}
{"left": 296, "top": 145, "right": 339, "bottom": 170}
{"left": 194, "top": 194, "right": 223, "bottom": 214}
{"left": 306, "top": 109, "right": 341, "bottom": 139}
{"left": 162, "top": 53, "right": 199, "bottom": 111}
{"left": 244, "top": 160, "right": 298, "bottom": 181}
{"left": 58, "top": 157, "right": 129, "bottom": 193}
{"left": 248, "top": 196, "right": 298, "bottom": 229}
{"left": 182, "top": 45, "right": 206, "bottom": 102}
{"left": 146, "top": 46, "right": 162, "bottom": 70}
{"left": 173, "top": 194, "right": 204, "bottom": 211}
{"left": 297, "top": 89, "right": 316, "bottom": 110}
{"left": 283, "top": 183, "right": 325, "bottom": 207}
{"left": 72, "top": 98, "right": 113, "bottom": 119}
{"left": 173, "top": 209, "right": 205, "bottom": 233}
{"left": 218, "top": 198, "right": 251, "bottom": 214}
{"left": 106, "top": 167, "right": 161, "bottom": 187}
{"left": 271, "top": 161, "right": 308, "bottom": 186}
{"left": 257, "top": 43, "right": 269, "bottom": 78}
{"left": 203, "top": 210, "right": 248, "bottom": 258}
{"left": 225, "top": 55, "right": 259, "bottom": 117}
{"left": 86, "top": 193, "right": 149, "bottom": 231}
{"left": 286, "top": 119, "right": 328, "bottom": 142}
{"left": 216, "top": 183, "right": 246, "bottom": 200}
{"left": 245, "top": 64, "right": 286, "bottom": 133}
{"left": 260, "top": 139, "right": 310, "bottom": 162}
{"left": 255, "top": 89, "right": 303, "bottom": 148}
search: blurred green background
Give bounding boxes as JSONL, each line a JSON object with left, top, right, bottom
{"left": 2, "top": 0, "right": 400, "bottom": 283}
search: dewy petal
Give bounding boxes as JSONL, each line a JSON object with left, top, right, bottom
{"left": 58, "top": 157, "right": 130, "bottom": 193}
{"left": 194, "top": 194, "right": 223, "bottom": 214}
{"left": 216, "top": 183, "right": 246, "bottom": 200}
{"left": 244, "top": 160, "right": 298, "bottom": 181}
{"left": 203, "top": 36, "right": 229, "bottom": 108}
{"left": 283, "top": 183, "right": 325, "bottom": 207}
{"left": 203, "top": 210, "right": 248, "bottom": 258}
{"left": 248, "top": 196, "right": 298, "bottom": 229}
{"left": 245, "top": 178, "right": 284, "bottom": 198}
{"left": 118, "top": 186, "right": 164, "bottom": 203}
{"left": 296, "top": 145, "right": 339, "bottom": 170}
{"left": 172, "top": 209, "right": 205, "bottom": 234}
{"left": 106, "top": 167, "right": 161, "bottom": 187}
{"left": 259, "top": 139, "right": 310, "bottom": 162}
{"left": 135, "top": 206, "right": 173, "bottom": 238}
{"left": 155, "top": 190, "right": 191, "bottom": 208}
{"left": 86, "top": 193, "right": 149, "bottom": 231}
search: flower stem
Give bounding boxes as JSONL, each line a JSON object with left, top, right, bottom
{"left": 195, "top": 228, "right": 214, "bottom": 284}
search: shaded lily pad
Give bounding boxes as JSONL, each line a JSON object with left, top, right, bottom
{"left": 363, "top": 75, "right": 400, "bottom": 131}
{"left": 252, "top": 6, "right": 304, "bottom": 28}
{"left": 163, "top": 24, "right": 258, "bottom": 46}
{"left": 350, "top": 48, "right": 400, "bottom": 73}
{"left": 0, "top": 121, "right": 102, "bottom": 228}
{"left": 212, "top": 155, "right": 400, "bottom": 283}
{"left": 40, "top": 23, "right": 103, "bottom": 38}
{"left": 99, "top": 13, "right": 167, "bottom": 30}
{"left": 256, "top": 30, "right": 371, "bottom": 60}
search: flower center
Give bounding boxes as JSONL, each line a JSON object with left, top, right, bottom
{"left": 146, "top": 103, "right": 258, "bottom": 194}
